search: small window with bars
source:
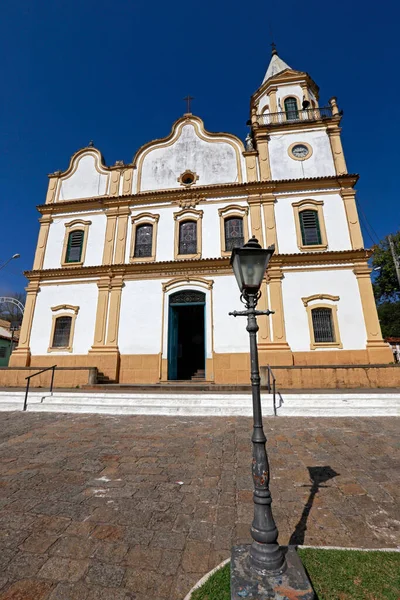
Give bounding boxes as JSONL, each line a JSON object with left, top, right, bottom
{"left": 299, "top": 210, "right": 322, "bottom": 246}
{"left": 284, "top": 97, "right": 299, "bottom": 120}
{"left": 52, "top": 316, "right": 72, "bottom": 348}
{"left": 311, "top": 308, "right": 335, "bottom": 343}
{"left": 134, "top": 224, "right": 153, "bottom": 258}
{"left": 66, "top": 230, "right": 84, "bottom": 263}
{"left": 224, "top": 217, "right": 244, "bottom": 251}
{"left": 179, "top": 220, "right": 197, "bottom": 255}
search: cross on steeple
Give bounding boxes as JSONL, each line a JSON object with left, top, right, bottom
{"left": 183, "top": 95, "right": 194, "bottom": 114}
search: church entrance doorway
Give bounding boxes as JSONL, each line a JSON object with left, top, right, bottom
{"left": 168, "top": 290, "right": 205, "bottom": 380}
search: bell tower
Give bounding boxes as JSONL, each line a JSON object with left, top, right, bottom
{"left": 248, "top": 45, "right": 347, "bottom": 181}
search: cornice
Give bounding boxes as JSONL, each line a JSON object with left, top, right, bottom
{"left": 36, "top": 174, "right": 359, "bottom": 215}
{"left": 24, "top": 249, "right": 371, "bottom": 282}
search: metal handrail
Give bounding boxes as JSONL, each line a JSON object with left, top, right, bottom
{"left": 257, "top": 106, "right": 333, "bottom": 126}
{"left": 265, "top": 365, "right": 277, "bottom": 416}
{"left": 24, "top": 365, "right": 57, "bottom": 412}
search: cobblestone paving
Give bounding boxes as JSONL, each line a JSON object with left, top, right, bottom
{"left": 0, "top": 413, "right": 398, "bottom": 599}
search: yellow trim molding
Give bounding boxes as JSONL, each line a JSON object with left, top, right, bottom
{"left": 327, "top": 125, "right": 347, "bottom": 175}
{"left": 130, "top": 212, "right": 160, "bottom": 263}
{"left": 114, "top": 207, "right": 131, "bottom": 265}
{"left": 61, "top": 219, "right": 91, "bottom": 267}
{"left": 302, "top": 294, "right": 340, "bottom": 307}
{"left": 302, "top": 296, "right": 342, "bottom": 350}
{"left": 288, "top": 141, "right": 313, "bottom": 162}
{"left": 340, "top": 187, "right": 364, "bottom": 249}
{"left": 218, "top": 204, "right": 249, "bottom": 256}
{"left": 48, "top": 305, "right": 79, "bottom": 353}
{"left": 292, "top": 199, "right": 328, "bottom": 252}
{"left": 162, "top": 276, "right": 214, "bottom": 292}
{"left": 33, "top": 216, "right": 53, "bottom": 270}
{"left": 173, "top": 208, "right": 203, "bottom": 260}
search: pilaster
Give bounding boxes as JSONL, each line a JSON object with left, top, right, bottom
{"left": 122, "top": 167, "right": 134, "bottom": 195}
{"left": 254, "top": 132, "right": 272, "bottom": 181}
{"left": 327, "top": 125, "right": 347, "bottom": 175}
{"left": 263, "top": 266, "right": 293, "bottom": 365}
{"left": 340, "top": 187, "right": 364, "bottom": 249}
{"left": 9, "top": 280, "right": 40, "bottom": 366}
{"left": 300, "top": 83, "right": 310, "bottom": 104}
{"left": 261, "top": 194, "right": 278, "bottom": 249}
{"left": 353, "top": 262, "right": 393, "bottom": 363}
{"left": 114, "top": 208, "right": 131, "bottom": 264}
{"left": 109, "top": 169, "right": 121, "bottom": 196}
{"left": 33, "top": 216, "right": 53, "bottom": 270}
{"left": 243, "top": 151, "right": 258, "bottom": 183}
{"left": 46, "top": 175, "right": 59, "bottom": 204}
{"left": 248, "top": 195, "right": 264, "bottom": 245}
{"left": 268, "top": 87, "right": 278, "bottom": 113}
{"left": 102, "top": 208, "right": 118, "bottom": 265}
{"left": 90, "top": 278, "right": 111, "bottom": 349}
{"left": 105, "top": 276, "right": 124, "bottom": 347}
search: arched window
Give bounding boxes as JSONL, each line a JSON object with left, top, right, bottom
{"left": 134, "top": 224, "right": 153, "bottom": 258}
{"left": 65, "top": 230, "right": 84, "bottom": 263}
{"left": 179, "top": 220, "right": 197, "bottom": 255}
{"left": 52, "top": 316, "right": 72, "bottom": 348}
{"left": 299, "top": 210, "right": 322, "bottom": 246}
{"left": 311, "top": 308, "right": 335, "bottom": 343}
{"left": 284, "top": 97, "right": 299, "bottom": 121}
{"left": 224, "top": 217, "right": 244, "bottom": 251}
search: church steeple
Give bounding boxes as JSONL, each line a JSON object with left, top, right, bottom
{"left": 262, "top": 44, "right": 291, "bottom": 85}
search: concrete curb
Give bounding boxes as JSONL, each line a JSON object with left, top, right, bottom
{"left": 183, "top": 558, "right": 230, "bottom": 600}
{"left": 183, "top": 546, "right": 400, "bottom": 599}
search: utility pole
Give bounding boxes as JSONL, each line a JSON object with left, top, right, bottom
{"left": 388, "top": 235, "right": 400, "bottom": 290}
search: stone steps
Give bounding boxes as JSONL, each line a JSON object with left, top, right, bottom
{"left": 0, "top": 391, "right": 398, "bottom": 417}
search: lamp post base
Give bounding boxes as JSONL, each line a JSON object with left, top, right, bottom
{"left": 231, "top": 545, "right": 314, "bottom": 599}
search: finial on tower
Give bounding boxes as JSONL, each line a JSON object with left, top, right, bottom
{"left": 271, "top": 42, "right": 277, "bottom": 56}
{"left": 88, "top": 140, "right": 94, "bottom": 147}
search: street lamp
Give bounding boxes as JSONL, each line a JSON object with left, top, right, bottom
{"left": 229, "top": 236, "right": 314, "bottom": 599}
{"left": 0, "top": 254, "right": 20, "bottom": 272}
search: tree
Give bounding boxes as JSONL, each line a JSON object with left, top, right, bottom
{"left": 377, "top": 301, "right": 400, "bottom": 338}
{"left": 0, "top": 292, "right": 25, "bottom": 327}
{"left": 372, "top": 231, "right": 400, "bottom": 340}
{"left": 372, "top": 231, "right": 400, "bottom": 301}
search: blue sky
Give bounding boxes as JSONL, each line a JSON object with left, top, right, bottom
{"left": 0, "top": 0, "right": 398, "bottom": 295}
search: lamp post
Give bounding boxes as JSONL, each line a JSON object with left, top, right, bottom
{"left": 0, "top": 254, "right": 20, "bottom": 272}
{"left": 229, "top": 237, "right": 314, "bottom": 599}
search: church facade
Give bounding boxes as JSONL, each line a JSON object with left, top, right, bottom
{"left": 11, "top": 49, "right": 392, "bottom": 384}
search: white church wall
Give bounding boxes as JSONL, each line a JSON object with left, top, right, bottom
{"left": 119, "top": 280, "right": 162, "bottom": 354}
{"left": 269, "top": 130, "right": 336, "bottom": 180}
{"left": 282, "top": 269, "right": 367, "bottom": 351}
{"left": 275, "top": 193, "right": 351, "bottom": 254}
{"left": 58, "top": 153, "right": 109, "bottom": 201}
{"left": 213, "top": 275, "right": 251, "bottom": 353}
{"left": 43, "top": 213, "right": 107, "bottom": 269}
{"left": 30, "top": 283, "right": 98, "bottom": 355}
{"left": 139, "top": 122, "right": 243, "bottom": 192}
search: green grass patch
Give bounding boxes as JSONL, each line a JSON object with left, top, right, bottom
{"left": 190, "top": 549, "right": 400, "bottom": 600}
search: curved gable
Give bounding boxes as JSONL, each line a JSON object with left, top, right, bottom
{"left": 57, "top": 148, "right": 110, "bottom": 202}
{"left": 134, "top": 116, "right": 245, "bottom": 192}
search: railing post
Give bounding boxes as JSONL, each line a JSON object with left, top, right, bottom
{"left": 273, "top": 377, "right": 276, "bottom": 417}
{"left": 50, "top": 366, "right": 55, "bottom": 395}
{"left": 23, "top": 378, "right": 30, "bottom": 412}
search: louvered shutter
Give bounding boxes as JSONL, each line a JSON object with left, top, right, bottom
{"left": 299, "top": 210, "right": 322, "bottom": 246}
{"left": 66, "top": 230, "right": 84, "bottom": 262}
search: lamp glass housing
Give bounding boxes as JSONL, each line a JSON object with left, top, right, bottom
{"left": 230, "top": 238, "right": 275, "bottom": 294}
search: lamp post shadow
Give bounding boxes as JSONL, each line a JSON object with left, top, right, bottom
{"left": 289, "top": 466, "right": 339, "bottom": 546}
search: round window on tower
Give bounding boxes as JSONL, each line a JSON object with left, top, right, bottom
{"left": 288, "top": 142, "right": 313, "bottom": 161}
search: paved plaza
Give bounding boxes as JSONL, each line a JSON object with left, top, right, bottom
{"left": 0, "top": 412, "right": 398, "bottom": 599}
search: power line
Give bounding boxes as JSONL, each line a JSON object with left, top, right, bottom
{"left": 355, "top": 198, "right": 381, "bottom": 246}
